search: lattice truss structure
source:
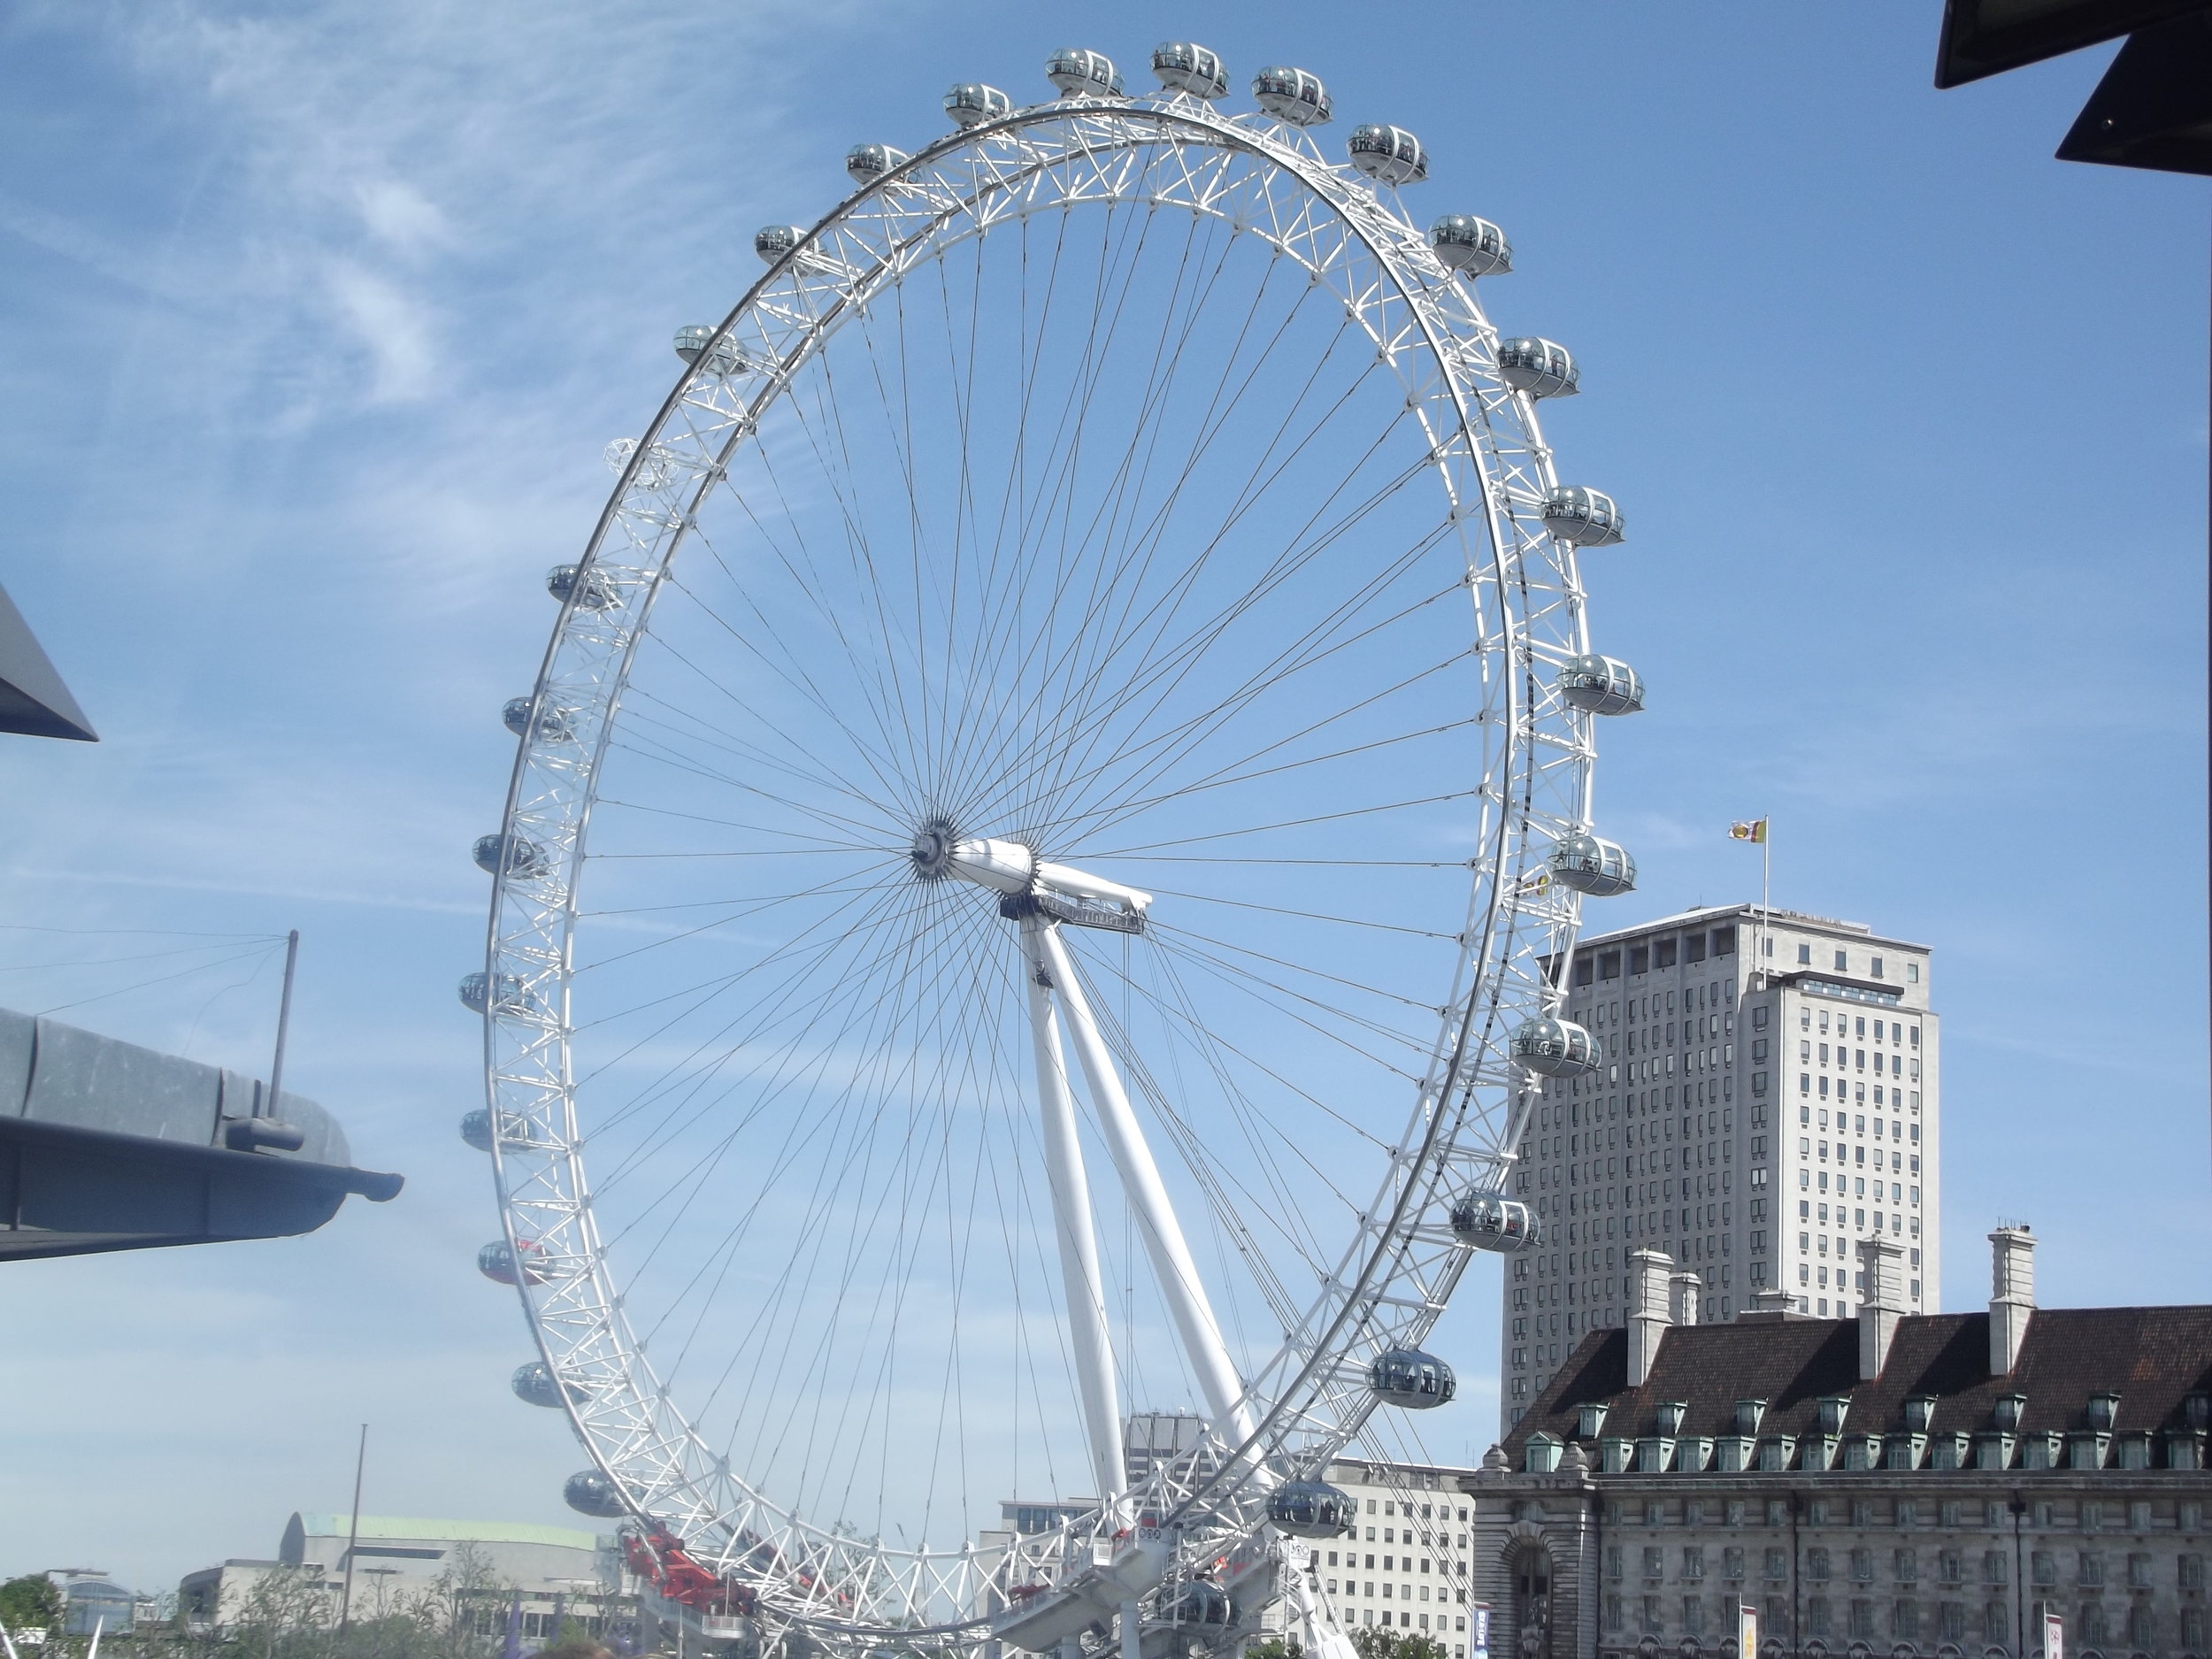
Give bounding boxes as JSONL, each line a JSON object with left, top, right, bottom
{"left": 472, "top": 63, "right": 1632, "bottom": 1659}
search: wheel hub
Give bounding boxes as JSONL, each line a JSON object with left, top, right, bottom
{"left": 909, "top": 817, "right": 958, "bottom": 880}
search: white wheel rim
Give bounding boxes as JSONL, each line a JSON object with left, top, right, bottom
{"left": 481, "top": 88, "right": 1608, "bottom": 1652}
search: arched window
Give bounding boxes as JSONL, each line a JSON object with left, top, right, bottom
{"left": 1509, "top": 1543, "right": 1555, "bottom": 1659}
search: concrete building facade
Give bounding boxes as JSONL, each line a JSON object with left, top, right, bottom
{"left": 1507, "top": 905, "right": 1940, "bottom": 1427}
{"left": 1312, "top": 1457, "right": 1485, "bottom": 1657}
{"left": 1467, "top": 1228, "right": 2212, "bottom": 1659}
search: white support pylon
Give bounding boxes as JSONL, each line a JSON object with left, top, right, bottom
{"left": 1021, "top": 915, "right": 1127, "bottom": 1506}
{"left": 1035, "top": 921, "right": 1256, "bottom": 1443}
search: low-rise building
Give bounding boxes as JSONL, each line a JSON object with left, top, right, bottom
{"left": 180, "top": 1513, "right": 634, "bottom": 1640}
{"left": 1465, "top": 1226, "right": 2212, "bottom": 1659}
{"left": 1315, "top": 1458, "right": 1483, "bottom": 1657}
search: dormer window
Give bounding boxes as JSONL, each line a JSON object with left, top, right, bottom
{"left": 2089, "top": 1394, "right": 2120, "bottom": 1432}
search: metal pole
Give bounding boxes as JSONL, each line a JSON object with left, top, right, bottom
{"left": 1020, "top": 916, "right": 1127, "bottom": 1506}
{"left": 1036, "top": 924, "right": 1252, "bottom": 1441}
{"left": 340, "top": 1424, "right": 367, "bottom": 1632}
{"left": 264, "top": 931, "right": 300, "bottom": 1119}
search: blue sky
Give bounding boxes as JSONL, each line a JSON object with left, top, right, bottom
{"left": 0, "top": 0, "right": 2203, "bottom": 1595}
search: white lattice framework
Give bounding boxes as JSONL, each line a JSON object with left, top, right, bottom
{"left": 479, "top": 81, "right": 1612, "bottom": 1658}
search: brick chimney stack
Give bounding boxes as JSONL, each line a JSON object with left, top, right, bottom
{"left": 1628, "top": 1248, "right": 1674, "bottom": 1386}
{"left": 1989, "top": 1225, "right": 2035, "bottom": 1376}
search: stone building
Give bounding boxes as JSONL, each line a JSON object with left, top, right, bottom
{"left": 1463, "top": 1227, "right": 2211, "bottom": 1659}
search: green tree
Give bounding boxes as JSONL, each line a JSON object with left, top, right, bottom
{"left": 0, "top": 1576, "right": 63, "bottom": 1635}
{"left": 1350, "top": 1628, "right": 1448, "bottom": 1659}
{"left": 1242, "top": 1640, "right": 1304, "bottom": 1659}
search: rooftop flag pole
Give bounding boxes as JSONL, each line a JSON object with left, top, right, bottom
{"left": 1729, "top": 818, "right": 1770, "bottom": 981}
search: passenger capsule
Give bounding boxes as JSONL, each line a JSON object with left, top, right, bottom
{"left": 1348, "top": 125, "right": 1427, "bottom": 186}
{"left": 845, "top": 143, "right": 910, "bottom": 187}
{"left": 1496, "top": 337, "right": 1579, "bottom": 398}
{"left": 1541, "top": 487, "right": 1625, "bottom": 547}
{"left": 1369, "top": 1348, "right": 1456, "bottom": 1409}
{"left": 547, "top": 565, "right": 616, "bottom": 610}
{"left": 1450, "top": 1190, "right": 1541, "bottom": 1253}
{"left": 1267, "top": 1479, "right": 1355, "bottom": 1539}
{"left": 1151, "top": 42, "right": 1229, "bottom": 99}
{"left": 672, "top": 326, "right": 749, "bottom": 378}
{"left": 1547, "top": 833, "right": 1636, "bottom": 897}
{"left": 754, "top": 224, "right": 803, "bottom": 265}
{"left": 472, "top": 833, "right": 549, "bottom": 879}
{"left": 461, "top": 1108, "right": 532, "bottom": 1153}
{"left": 563, "top": 1471, "right": 629, "bottom": 1519}
{"left": 1555, "top": 653, "right": 1645, "bottom": 716}
{"left": 503, "top": 696, "right": 577, "bottom": 743}
{"left": 1510, "top": 1016, "right": 1601, "bottom": 1079}
{"left": 1251, "top": 66, "right": 1331, "bottom": 127}
{"left": 1046, "top": 48, "right": 1122, "bottom": 98}
{"left": 478, "top": 1239, "right": 549, "bottom": 1286}
{"left": 512, "top": 1361, "right": 586, "bottom": 1409}
{"left": 1167, "top": 1584, "right": 1235, "bottom": 1628}
{"left": 1430, "top": 216, "right": 1512, "bottom": 277}
{"left": 944, "top": 83, "right": 1012, "bottom": 129}
{"left": 458, "top": 972, "right": 528, "bottom": 1016}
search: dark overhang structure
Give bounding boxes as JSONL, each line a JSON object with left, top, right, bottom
{"left": 0, "top": 578, "right": 96, "bottom": 742}
{"left": 0, "top": 1009, "right": 403, "bottom": 1261}
{"left": 1935, "top": 0, "right": 2212, "bottom": 174}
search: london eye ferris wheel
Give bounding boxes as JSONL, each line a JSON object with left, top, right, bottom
{"left": 462, "top": 38, "right": 1644, "bottom": 1659}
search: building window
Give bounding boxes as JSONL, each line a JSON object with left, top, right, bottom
{"left": 1893, "top": 1600, "right": 1918, "bottom": 1640}
{"left": 1682, "top": 1597, "right": 1704, "bottom": 1635}
{"left": 2032, "top": 1553, "right": 2056, "bottom": 1587}
{"left": 1939, "top": 1603, "right": 1965, "bottom": 1641}
{"left": 1806, "top": 1548, "right": 1830, "bottom": 1582}
{"left": 1833, "top": 949, "right": 1848, "bottom": 971}
{"left": 1605, "top": 1595, "right": 1623, "bottom": 1632}
{"left": 2079, "top": 1602, "right": 2108, "bottom": 1647}
{"left": 2180, "top": 1555, "right": 2206, "bottom": 1590}
{"left": 1807, "top": 1598, "right": 1831, "bottom": 1638}
{"left": 2129, "top": 1602, "right": 2154, "bottom": 1647}
{"left": 1641, "top": 1596, "right": 1663, "bottom": 1636}
{"left": 1644, "top": 1548, "right": 1665, "bottom": 1580}
{"left": 1763, "top": 1550, "right": 1788, "bottom": 1582}
{"left": 2078, "top": 1552, "right": 2103, "bottom": 1588}
{"left": 1684, "top": 1548, "right": 1705, "bottom": 1580}
{"left": 1849, "top": 1601, "right": 1875, "bottom": 1639}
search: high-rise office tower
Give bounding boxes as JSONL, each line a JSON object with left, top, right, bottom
{"left": 1500, "top": 903, "right": 1940, "bottom": 1428}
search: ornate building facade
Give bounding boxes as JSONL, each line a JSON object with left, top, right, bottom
{"left": 1464, "top": 1228, "right": 2211, "bottom": 1659}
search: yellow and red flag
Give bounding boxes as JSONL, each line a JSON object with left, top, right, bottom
{"left": 1729, "top": 818, "right": 1768, "bottom": 844}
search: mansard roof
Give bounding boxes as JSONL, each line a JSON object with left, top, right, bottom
{"left": 1503, "top": 1307, "right": 2212, "bottom": 1451}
